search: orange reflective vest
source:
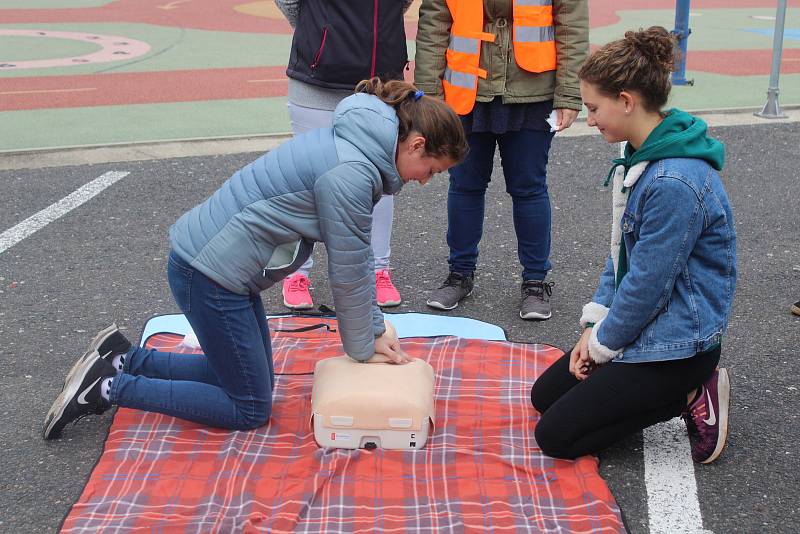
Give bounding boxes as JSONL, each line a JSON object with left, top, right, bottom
{"left": 443, "top": 0, "right": 557, "bottom": 115}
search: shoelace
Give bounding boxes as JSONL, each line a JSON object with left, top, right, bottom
{"left": 375, "top": 270, "right": 394, "bottom": 288}
{"left": 681, "top": 413, "right": 702, "bottom": 444}
{"left": 288, "top": 275, "right": 310, "bottom": 292}
{"left": 682, "top": 392, "right": 711, "bottom": 437}
{"left": 441, "top": 273, "right": 467, "bottom": 288}
{"left": 522, "top": 281, "right": 554, "bottom": 298}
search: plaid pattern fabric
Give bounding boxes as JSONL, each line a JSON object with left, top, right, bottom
{"left": 62, "top": 317, "right": 624, "bottom": 533}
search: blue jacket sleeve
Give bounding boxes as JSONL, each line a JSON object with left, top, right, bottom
{"left": 314, "top": 163, "right": 384, "bottom": 361}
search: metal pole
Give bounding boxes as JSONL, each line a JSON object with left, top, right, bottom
{"left": 671, "top": 0, "right": 693, "bottom": 86}
{"left": 755, "top": 0, "right": 788, "bottom": 119}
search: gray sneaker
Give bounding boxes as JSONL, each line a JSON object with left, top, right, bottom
{"left": 61, "top": 324, "right": 131, "bottom": 392}
{"left": 427, "top": 272, "right": 474, "bottom": 310}
{"left": 520, "top": 280, "right": 554, "bottom": 320}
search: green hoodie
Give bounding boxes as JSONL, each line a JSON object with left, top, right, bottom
{"left": 606, "top": 108, "right": 726, "bottom": 287}
{"left": 606, "top": 108, "right": 725, "bottom": 185}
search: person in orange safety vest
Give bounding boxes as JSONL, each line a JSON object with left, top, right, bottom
{"left": 415, "top": 0, "right": 589, "bottom": 320}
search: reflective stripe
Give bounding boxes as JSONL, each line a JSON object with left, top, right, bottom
{"left": 515, "top": 0, "right": 552, "bottom": 5}
{"left": 448, "top": 35, "right": 479, "bottom": 54}
{"left": 444, "top": 67, "right": 476, "bottom": 88}
{"left": 516, "top": 26, "right": 555, "bottom": 43}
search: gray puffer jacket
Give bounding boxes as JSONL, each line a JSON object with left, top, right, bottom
{"left": 169, "top": 93, "right": 404, "bottom": 360}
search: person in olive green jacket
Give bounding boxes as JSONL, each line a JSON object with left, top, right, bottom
{"left": 415, "top": 0, "right": 589, "bottom": 320}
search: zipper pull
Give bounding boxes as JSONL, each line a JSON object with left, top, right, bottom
{"left": 311, "top": 26, "right": 328, "bottom": 69}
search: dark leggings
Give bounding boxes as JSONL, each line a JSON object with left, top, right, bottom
{"left": 530, "top": 346, "right": 721, "bottom": 459}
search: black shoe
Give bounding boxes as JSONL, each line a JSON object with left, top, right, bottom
{"left": 519, "top": 280, "right": 554, "bottom": 320}
{"left": 792, "top": 300, "right": 800, "bottom": 316}
{"left": 90, "top": 323, "right": 132, "bottom": 359}
{"left": 426, "top": 272, "right": 475, "bottom": 310}
{"left": 43, "top": 352, "right": 116, "bottom": 440}
{"left": 62, "top": 324, "right": 131, "bottom": 391}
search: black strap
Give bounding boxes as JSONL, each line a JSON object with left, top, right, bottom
{"left": 273, "top": 323, "right": 337, "bottom": 334}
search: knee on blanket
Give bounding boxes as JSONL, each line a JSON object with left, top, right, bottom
{"left": 530, "top": 382, "right": 552, "bottom": 414}
{"left": 534, "top": 414, "right": 581, "bottom": 460}
{"left": 232, "top": 400, "right": 271, "bottom": 430}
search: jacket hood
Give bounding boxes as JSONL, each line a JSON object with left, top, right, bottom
{"left": 332, "top": 93, "right": 404, "bottom": 195}
{"left": 619, "top": 108, "right": 725, "bottom": 171}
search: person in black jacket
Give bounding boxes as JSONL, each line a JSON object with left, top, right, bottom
{"left": 276, "top": 0, "right": 413, "bottom": 310}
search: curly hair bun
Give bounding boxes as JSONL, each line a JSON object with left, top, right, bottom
{"left": 579, "top": 25, "right": 677, "bottom": 112}
{"left": 624, "top": 26, "right": 676, "bottom": 72}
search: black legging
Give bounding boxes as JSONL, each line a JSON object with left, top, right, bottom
{"left": 530, "top": 345, "right": 721, "bottom": 459}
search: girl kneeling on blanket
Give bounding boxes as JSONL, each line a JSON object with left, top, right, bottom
{"left": 43, "top": 79, "right": 468, "bottom": 439}
{"left": 531, "top": 27, "right": 737, "bottom": 464}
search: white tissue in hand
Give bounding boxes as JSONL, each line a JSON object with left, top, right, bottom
{"left": 546, "top": 110, "right": 559, "bottom": 132}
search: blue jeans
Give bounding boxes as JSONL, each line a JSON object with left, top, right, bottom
{"left": 447, "top": 128, "right": 554, "bottom": 281}
{"left": 109, "top": 251, "right": 274, "bottom": 430}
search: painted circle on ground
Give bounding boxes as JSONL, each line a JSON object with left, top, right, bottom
{"left": 233, "top": 1, "right": 285, "bottom": 19}
{"left": 0, "top": 29, "right": 150, "bottom": 70}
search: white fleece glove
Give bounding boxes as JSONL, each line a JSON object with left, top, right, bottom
{"left": 588, "top": 317, "right": 622, "bottom": 364}
{"left": 580, "top": 301, "right": 610, "bottom": 328}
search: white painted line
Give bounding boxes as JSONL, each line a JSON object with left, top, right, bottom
{"left": 0, "top": 87, "right": 96, "bottom": 96}
{"left": 557, "top": 107, "right": 800, "bottom": 138}
{"left": 0, "top": 136, "right": 291, "bottom": 171}
{"left": 644, "top": 418, "right": 713, "bottom": 534}
{"left": 0, "top": 170, "right": 129, "bottom": 255}
{"left": 1, "top": 108, "right": 797, "bottom": 171}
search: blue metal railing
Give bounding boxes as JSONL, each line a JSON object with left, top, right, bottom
{"left": 755, "top": 0, "right": 789, "bottom": 118}
{"left": 671, "top": 0, "right": 693, "bottom": 86}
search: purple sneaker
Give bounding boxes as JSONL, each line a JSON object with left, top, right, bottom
{"left": 682, "top": 367, "right": 731, "bottom": 464}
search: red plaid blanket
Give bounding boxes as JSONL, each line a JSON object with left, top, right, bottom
{"left": 62, "top": 316, "right": 624, "bottom": 533}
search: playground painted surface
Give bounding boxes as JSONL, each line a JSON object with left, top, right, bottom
{"left": 1, "top": 0, "right": 798, "bottom": 151}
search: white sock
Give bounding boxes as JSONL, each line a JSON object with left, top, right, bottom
{"left": 111, "top": 353, "right": 125, "bottom": 374}
{"left": 101, "top": 377, "right": 113, "bottom": 401}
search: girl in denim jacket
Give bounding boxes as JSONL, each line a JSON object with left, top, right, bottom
{"left": 531, "top": 27, "right": 737, "bottom": 464}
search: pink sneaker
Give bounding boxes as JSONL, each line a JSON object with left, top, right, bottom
{"left": 282, "top": 273, "right": 314, "bottom": 310}
{"left": 375, "top": 269, "right": 401, "bottom": 307}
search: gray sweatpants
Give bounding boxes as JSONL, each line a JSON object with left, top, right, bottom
{"left": 287, "top": 101, "right": 394, "bottom": 273}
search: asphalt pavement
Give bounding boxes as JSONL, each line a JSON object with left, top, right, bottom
{"left": 1, "top": 117, "right": 799, "bottom": 533}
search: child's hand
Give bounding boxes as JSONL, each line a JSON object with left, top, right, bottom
{"left": 569, "top": 328, "right": 596, "bottom": 380}
{"left": 372, "top": 330, "right": 411, "bottom": 364}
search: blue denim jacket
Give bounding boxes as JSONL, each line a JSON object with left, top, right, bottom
{"left": 590, "top": 157, "right": 737, "bottom": 362}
